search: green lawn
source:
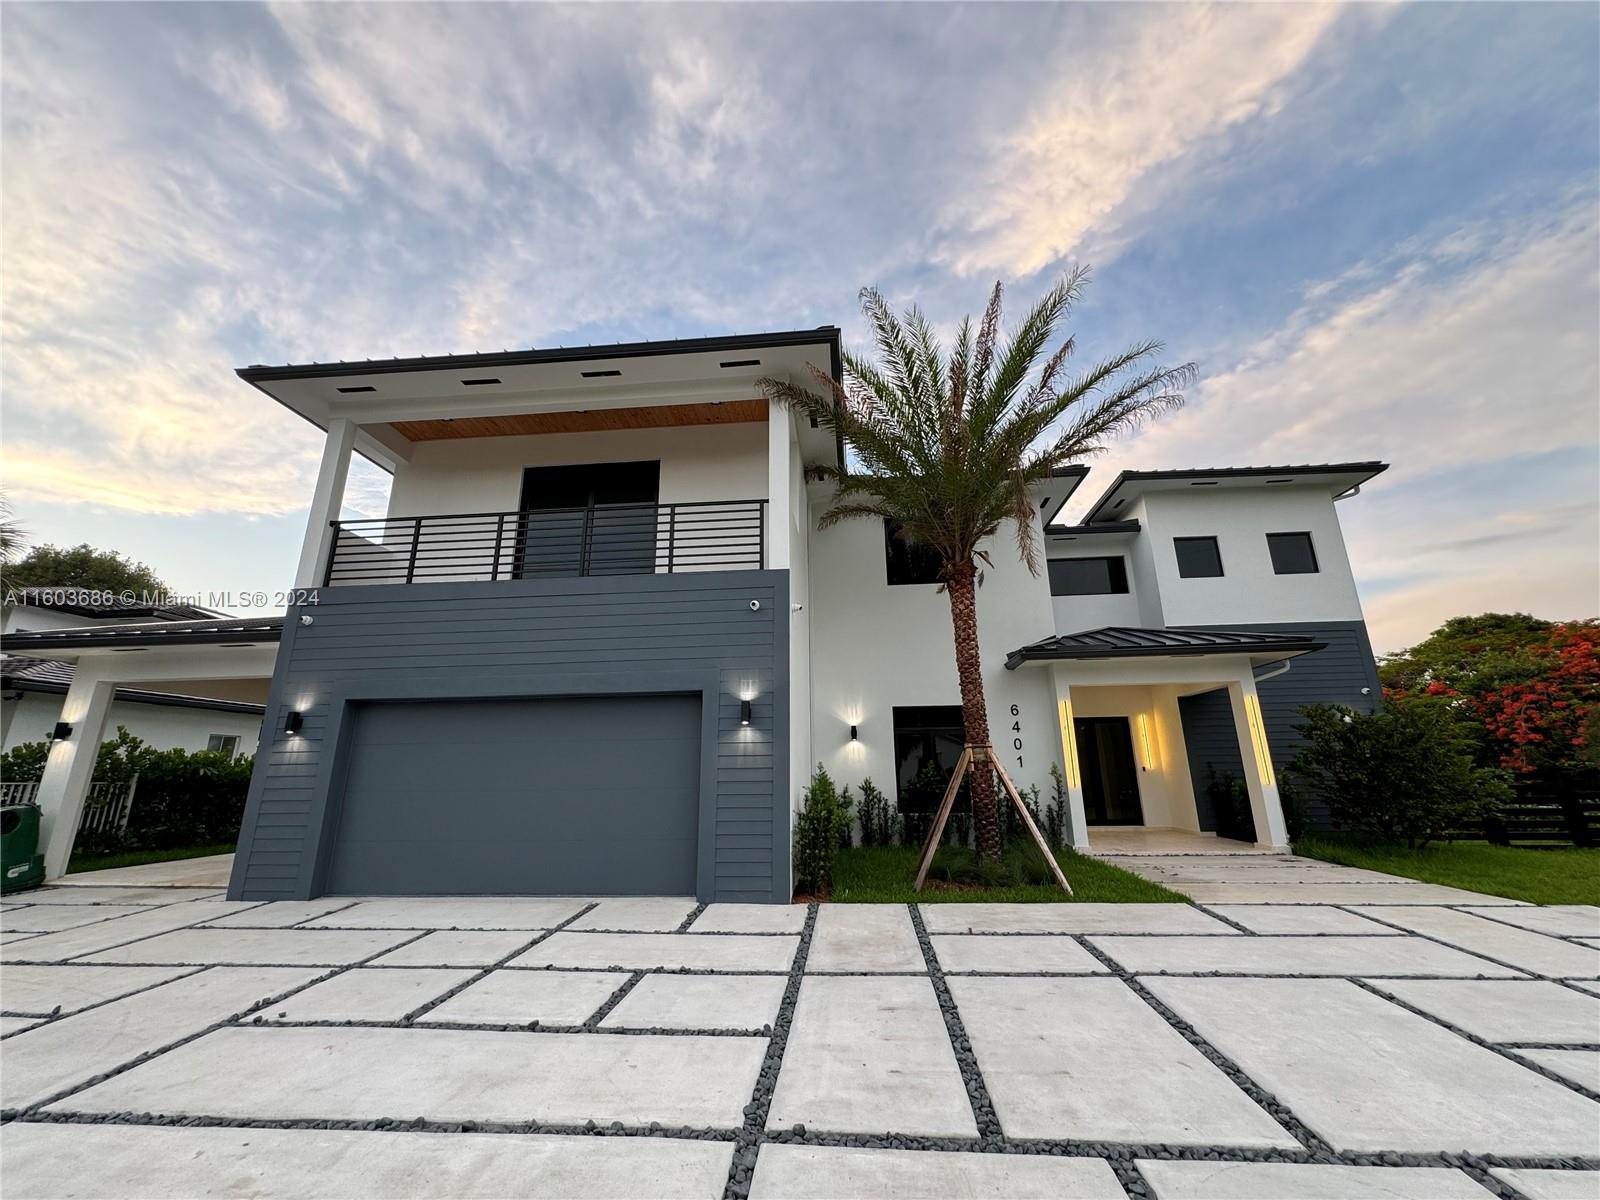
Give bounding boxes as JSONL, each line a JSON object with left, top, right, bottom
{"left": 68, "top": 843, "right": 236, "bottom": 875}
{"left": 1294, "top": 836, "right": 1600, "bottom": 905}
{"left": 829, "top": 844, "right": 1188, "bottom": 903}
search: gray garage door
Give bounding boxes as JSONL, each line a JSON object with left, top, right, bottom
{"left": 326, "top": 695, "right": 701, "bottom": 896}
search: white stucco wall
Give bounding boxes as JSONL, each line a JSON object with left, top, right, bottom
{"left": 1066, "top": 682, "right": 1198, "bottom": 831}
{"left": 2, "top": 692, "right": 262, "bottom": 756}
{"left": 807, "top": 498, "right": 1061, "bottom": 806}
{"left": 1136, "top": 487, "right": 1365, "bottom": 627}
{"left": 386, "top": 421, "right": 770, "bottom": 518}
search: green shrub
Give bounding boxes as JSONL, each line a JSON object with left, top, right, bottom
{"left": 856, "top": 777, "right": 898, "bottom": 847}
{"left": 0, "top": 739, "right": 49, "bottom": 782}
{"left": 1292, "top": 699, "right": 1513, "bottom": 848}
{"left": 1, "top": 728, "right": 254, "bottom": 850}
{"left": 793, "top": 764, "right": 851, "bottom": 894}
{"left": 1043, "top": 764, "right": 1070, "bottom": 850}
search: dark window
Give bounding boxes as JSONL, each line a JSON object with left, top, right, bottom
{"left": 884, "top": 520, "right": 944, "bottom": 586}
{"left": 206, "top": 734, "right": 240, "bottom": 757}
{"left": 516, "top": 461, "right": 661, "bottom": 578}
{"left": 1267, "top": 531, "right": 1319, "bottom": 574}
{"left": 1174, "top": 536, "right": 1224, "bottom": 578}
{"left": 1048, "top": 556, "right": 1129, "bottom": 596}
{"left": 892, "top": 705, "right": 966, "bottom": 809}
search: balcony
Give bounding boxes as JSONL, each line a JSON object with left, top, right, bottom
{"left": 324, "top": 499, "right": 768, "bottom": 586}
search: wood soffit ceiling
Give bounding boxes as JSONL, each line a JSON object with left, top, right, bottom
{"left": 390, "top": 399, "right": 768, "bottom": 442}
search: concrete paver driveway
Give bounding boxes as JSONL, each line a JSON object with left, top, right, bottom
{"left": 1, "top": 883, "right": 1597, "bottom": 1199}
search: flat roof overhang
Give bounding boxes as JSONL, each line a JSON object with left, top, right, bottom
{"left": 239, "top": 328, "right": 845, "bottom": 475}
{"left": 1, "top": 615, "right": 285, "bottom": 654}
{"left": 1005, "top": 626, "right": 1324, "bottom": 671}
{"left": 1080, "top": 462, "right": 1389, "bottom": 524}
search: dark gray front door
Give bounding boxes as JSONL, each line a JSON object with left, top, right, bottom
{"left": 326, "top": 694, "right": 701, "bottom": 896}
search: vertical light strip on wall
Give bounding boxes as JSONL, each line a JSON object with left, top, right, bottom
{"left": 1136, "top": 713, "right": 1154, "bottom": 771}
{"left": 1243, "top": 693, "right": 1277, "bottom": 787}
{"left": 1058, "top": 698, "right": 1081, "bottom": 789}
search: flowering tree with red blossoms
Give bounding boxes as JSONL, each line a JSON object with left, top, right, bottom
{"left": 1476, "top": 622, "right": 1600, "bottom": 777}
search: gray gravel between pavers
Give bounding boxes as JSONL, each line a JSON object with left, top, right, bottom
{"left": 7, "top": 897, "right": 1600, "bottom": 1198}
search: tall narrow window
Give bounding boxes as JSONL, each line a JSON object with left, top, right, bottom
{"left": 1267, "top": 532, "right": 1319, "bottom": 574}
{"left": 1173, "top": 536, "right": 1224, "bottom": 578}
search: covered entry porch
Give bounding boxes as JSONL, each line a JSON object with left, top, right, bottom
{"left": 1005, "top": 627, "right": 1325, "bottom": 854}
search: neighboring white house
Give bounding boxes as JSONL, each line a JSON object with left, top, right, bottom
{"left": 1, "top": 589, "right": 266, "bottom": 756}
{"left": 11, "top": 329, "right": 1385, "bottom": 901}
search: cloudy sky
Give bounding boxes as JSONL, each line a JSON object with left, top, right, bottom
{"left": 2, "top": 2, "right": 1595, "bottom": 651}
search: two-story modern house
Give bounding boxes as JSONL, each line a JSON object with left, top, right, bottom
{"left": 197, "top": 327, "right": 1385, "bottom": 904}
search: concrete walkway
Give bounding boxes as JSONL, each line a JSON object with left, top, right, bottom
{"left": 62, "top": 854, "right": 235, "bottom": 889}
{"left": 2, "top": 885, "right": 1597, "bottom": 1199}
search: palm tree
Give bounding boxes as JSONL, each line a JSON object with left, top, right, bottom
{"left": 760, "top": 272, "right": 1193, "bottom": 862}
{"left": 0, "top": 492, "right": 26, "bottom": 565}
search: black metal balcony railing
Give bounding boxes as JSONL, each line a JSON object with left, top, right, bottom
{"left": 324, "top": 499, "right": 767, "bottom": 586}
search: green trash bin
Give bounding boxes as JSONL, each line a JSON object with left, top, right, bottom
{"left": 1, "top": 804, "right": 46, "bottom": 894}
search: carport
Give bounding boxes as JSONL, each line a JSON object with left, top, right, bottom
{"left": 2, "top": 615, "right": 282, "bottom": 878}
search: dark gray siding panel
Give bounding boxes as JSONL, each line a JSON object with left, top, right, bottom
{"left": 1192, "top": 621, "right": 1381, "bottom": 830}
{"left": 229, "top": 571, "right": 789, "bottom": 903}
{"left": 1177, "top": 690, "right": 1244, "bottom": 832}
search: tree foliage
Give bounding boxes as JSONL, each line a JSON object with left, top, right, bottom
{"left": 759, "top": 274, "right": 1190, "bottom": 861}
{"left": 3, "top": 543, "right": 169, "bottom": 594}
{"left": 1291, "top": 700, "right": 1512, "bottom": 848}
{"left": 1382, "top": 614, "right": 1598, "bottom": 779}
{"left": 1379, "top": 612, "right": 1555, "bottom": 698}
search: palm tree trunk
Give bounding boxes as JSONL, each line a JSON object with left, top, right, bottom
{"left": 945, "top": 560, "right": 1002, "bottom": 861}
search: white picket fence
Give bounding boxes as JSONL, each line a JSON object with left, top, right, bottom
{"left": 0, "top": 777, "right": 138, "bottom": 833}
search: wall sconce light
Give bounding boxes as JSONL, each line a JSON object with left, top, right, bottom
{"left": 50, "top": 721, "right": 73, "bottom": 742}
{"left": 739, "top": 699, "right": 752, "bottom": 726}
{"left": 284, "top": 711, "right": 305, "bottom": 735}
{"left": 1243, "top": 694, "right": 1277, "bottom": 787}
{"left": 1136, "top": 714, "right": 1154, "bottom": 771}
{"left": 849, "top": 724, "right": 858, "bottom": 741}
{"left": 1057, "top": 699, "right": 1081, "bottom": 790}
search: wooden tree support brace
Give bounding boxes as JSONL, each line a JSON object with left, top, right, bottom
{"left": 912, "top": 744, "right": 1073, "bottom": 895}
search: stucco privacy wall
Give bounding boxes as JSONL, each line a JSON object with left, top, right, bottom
{"left": 807, "top": 503, "right": 1060, "bottom": 805}
{"left": 229, "top": 570, "right": 789, "bottom": 903}
{"left": 385, "top": 421, "right": 769, "bottom": 517}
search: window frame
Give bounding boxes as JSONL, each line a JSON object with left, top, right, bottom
{"left": 206, "top": 734, "right": 241, "bottom": 757}
{"left": 1173, "top": 536, "right": 1225, "bottom": 579}
{"left": 1266, "top": 531, "right": 1320, "bottom": 575}
{"left": 883, "top": 520, "right": 945, "bottom": 587}
{"left": 1047, "top": 555, "right": 1130, "bottom": 597}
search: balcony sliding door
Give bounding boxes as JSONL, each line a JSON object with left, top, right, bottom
{"left": 515, "top": 461, "right": 661, "bottom": 578}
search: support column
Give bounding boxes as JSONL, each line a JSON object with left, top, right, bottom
{"left": 37, "top": 665, "right": 117, "bottom": 879}
{"left": 1226, "top": 675, "right": 1290, "bottom": 850}
{"left": 294, "top": 417, "right": 357, "bottom": 589}
{"left": 765, "top": 404, "right": 791, "bottom": 571}
{"left": 1049, "top": 667, "right": 1091, "bottom": 851}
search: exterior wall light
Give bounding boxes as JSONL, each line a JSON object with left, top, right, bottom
{"left": 740, "top": 699, "right": 752, "bottom": 726}
{"left": 1243, "top": 694, "right": 1277, "bottom": 787}
{"left": 1057, "top": 699, "right": 1081, "bottom": 790}
{"left": 849, "top": 724, "right": 858, "bottom": 741}
{"left": 50, "top": 722, "right": 73, "bottom": 742}
{"left": 1136, "top": 714, "right": 1154, "bottom": 771}
{"left": 284, "top": 711, "right": 305, "bottom": 735}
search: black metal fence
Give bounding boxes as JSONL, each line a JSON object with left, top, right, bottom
{"left": 325, "top": 499, "right": 767, "bottom": 585}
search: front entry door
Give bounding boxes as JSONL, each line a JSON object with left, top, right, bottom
{"left": 1074, "top": 717, "right": 1143, "bottom": 825}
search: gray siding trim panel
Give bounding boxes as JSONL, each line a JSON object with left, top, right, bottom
{"left": 229, "top": 570, "right": 790, "bottom": 903}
